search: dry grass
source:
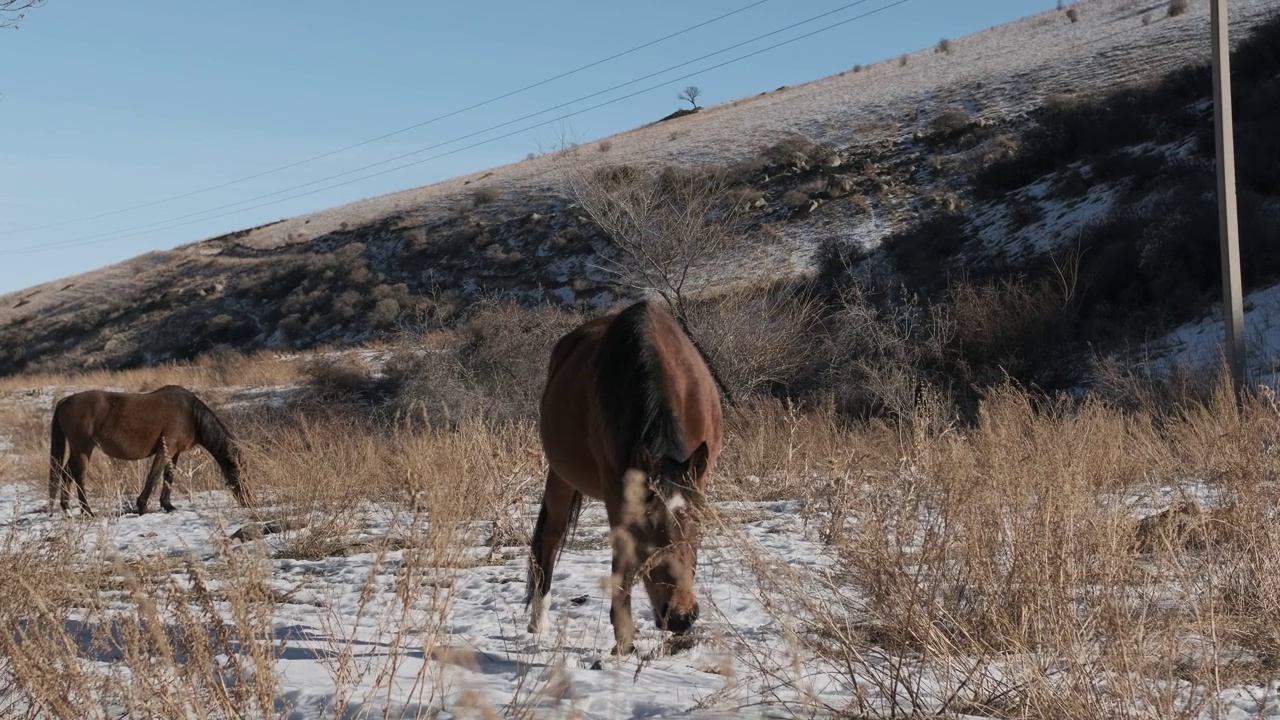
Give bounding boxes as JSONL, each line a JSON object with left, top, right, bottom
{"left": 0, "top": 348, "right": 299, "bottom": 396}
{"left": 0, "top": 384, "right": 553, "bottom": 717}
{"left": 3, "top": 313, "right": 1280, "bottom": 716}
{"left": 713, "top": 375, "right": 1280, "bottom": 717}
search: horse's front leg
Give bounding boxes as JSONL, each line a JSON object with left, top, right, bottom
{"left": 609, "top": 525, "right": 640, "bottom": 655}
{"left": 68, "top": 452, "right": 93, "bottom": 517}
{"left": 136, "top": 441, "right": 168, "bottom": 515}
{"left": 159, "top": 451, "right": 182, "bottom": 513}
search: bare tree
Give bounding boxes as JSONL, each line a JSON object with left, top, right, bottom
{"left": 567, "top": 160, "right": 753, "bottom": 402}
{"left": 677, "top": 85, "right": 701, "bottom": 110}
{"left": 569, "top": 164, "right": 741, "bottom": 322}
{"left": 1, "top": 0, "right": 45, "bottom": 29}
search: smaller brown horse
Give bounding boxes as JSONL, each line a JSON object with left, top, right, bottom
{"left": 49, "top": 385, "right": 253, "bottom": 516}
{"left": 530, "top": 300, "right": 723, "bottom": 655}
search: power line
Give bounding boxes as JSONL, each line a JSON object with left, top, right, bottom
{"left": 4, "top": 0, "right": 910, "bottom": 256}
{"left": 8, "top": 0, "right": 893, "bottom": 254}
{"left": 0, "top": 0, "right": 774, "bottom": 236}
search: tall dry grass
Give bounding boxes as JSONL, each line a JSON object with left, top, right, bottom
{"left": 0, "top": 348, "right": 300, "bottom": 397}
{"left": 715, "top": 376, "right": 1280, "bottom": 718}
{"left": 0, "top": 399, "right": 565, "bottom": 717}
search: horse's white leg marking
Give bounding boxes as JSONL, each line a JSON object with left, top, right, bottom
{"left": 527, "top": 593, "right": 551, "bottom": 634}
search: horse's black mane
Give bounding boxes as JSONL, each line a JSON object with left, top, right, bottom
{"left": 190, "top": 396, "right": 239, "bottom": 472}
{"left": 596, "top": 300, "right": 688, "bottom": 477}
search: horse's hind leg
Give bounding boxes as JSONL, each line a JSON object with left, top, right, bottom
{"left": 68, "top": 451, "right": 93, "bottom": 517}
{"left": 136, "top": 441, "right": 168, "bottom": 515}
{"left": 49, "top": 461, "right": 68, "bottom": 516}
{"left": 159, "top": 451, "right": 181, "bottom": 513}
{"left": 527, "top": 470, "right": 576, "bottom": 635}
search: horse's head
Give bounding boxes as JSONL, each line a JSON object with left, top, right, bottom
{"left": 625, "top": 441, "right": 711, "bottom": 634}
{"left": 220, "top": 448, "right": 254, "bottom": 508}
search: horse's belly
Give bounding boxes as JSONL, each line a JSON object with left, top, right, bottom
{"left": 539, "top": 420, "right": 606, "bottom": 499}
{"left": 94, "top": 432, "right": 158, "bottom": 460}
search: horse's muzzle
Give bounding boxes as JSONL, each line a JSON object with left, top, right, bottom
{"left": 658, "top": 602, "right": 699, "bottom": 634}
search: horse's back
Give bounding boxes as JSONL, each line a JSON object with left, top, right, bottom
{"left": 54, "top": 385, "right": 199, "bottom": 459}
{"left": 538, "top": 300, "right": 724, "bottom": 494}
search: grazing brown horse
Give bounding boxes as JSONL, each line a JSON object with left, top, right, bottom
{"left": 529, "top": 300, "right": 723, "bottom": 655}
{"left": 49, "top": 385, "right": 253, "bottom": 516}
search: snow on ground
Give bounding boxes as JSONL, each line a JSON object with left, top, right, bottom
{"left": 4, "top": 469, "right": 1280, "bottom": 718}
{"left": 1142, "top": 281, "right": 1280, "bottom": 388}
{"left": 0, "top": 479, "right": 854, "bottom": 718}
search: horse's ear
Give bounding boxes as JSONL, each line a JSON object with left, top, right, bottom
{"left": 685, "top": 441, "right": 710, "bottom": 480}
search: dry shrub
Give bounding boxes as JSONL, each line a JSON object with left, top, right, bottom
{"left": 760, "top": 133, "right": 836, "bottom": 171}
{"left": 826, "top": 272, "right": 1076, "bottom": 423}
{"left": 385, "top": 301, "right": 582, "bottom": 428}
{"left": 301, "top": 353, "right": 375, "bottom": 399}
{"left": 471, "top": 186, "right": 501, "bottom": 206}
{"left": 568, "top": 161, "right": 748, "bottom": 320}
{"left": 1168, "top": 0, "right": 1189, "bottom": 17}
{"left": 716, "top": 396, "right": 895, "bottom": 502}
{"left": 930, "top": 107, "right": 972, "bottom": 137}
{"left": 685, "top": 285, "right": 823, "bottom": 399}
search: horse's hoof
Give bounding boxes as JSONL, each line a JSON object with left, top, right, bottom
{"left": 610, "top": 642, "right": 634, "bottom": 656}
{"left": 161, "top": 504, "right": 175, "bottom": 513}
{"left": 135, "top": 505, "right": 148, "bottom": 516}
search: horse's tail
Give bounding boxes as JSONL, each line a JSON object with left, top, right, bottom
{"left": 48, "top": 400, "right": 68, "bottom": 502}
{"left": 191, "top": 397, "right": 253, "bottom": 507}
{"left": 525, "top": 489, "right": 583, "bottom": 607}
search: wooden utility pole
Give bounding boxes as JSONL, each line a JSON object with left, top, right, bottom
{"left": 1211, "top": 0, "right": 1245, "bottom": 397}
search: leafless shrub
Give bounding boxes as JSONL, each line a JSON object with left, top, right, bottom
{"left": 826, "top": 269, "right": 1077, "bottom": 423}
{"left": 472, "top": 186, "right": 501, "bottom": 206}
{"left": 899, "top": 54, "right": 909, "bottom": 67}
{"left": 1066, "top": 6, "right": 1079, "bottom": 22}
{"left": 567, "top": 160, "right": 747, "bottom": 322}
{"left": 1168, "top": 0, "right": 1189, "bottom": 16}
{"left": 760, "top": 133, "right": 836, "bottom": 171}
{"left": 597, "top": 140, "right": 613, "bottom": 152}
{"left": 725, "top": 186, "right": 765, "bottom": 209}
{"left": 930, "top": 106, "right": 972, "bottom": 136}
{"left": 685, "top": 285, "right": 824, "bottom": 398}
{"left": 937, "top": 38, "right": 952, "bottom": 54}
{"left": 384, "top": 301, "right": 581, "bottom": 428}
{"left": 300, "top": 353, "right": 375, "bottom": 399}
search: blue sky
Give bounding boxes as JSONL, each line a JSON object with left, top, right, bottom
{"left": 0, "top": 0, "right": 1053, "bottom": 294}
